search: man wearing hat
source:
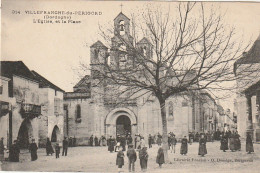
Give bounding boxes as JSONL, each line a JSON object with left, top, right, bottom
{"left": 29, "top": 139, "right": 38, "bottom": 161}
{"left": 62, "top": 137, "right": 69, "bottom": 156}
{"left": 127, "top": 144, "right": 136, "bottom": 172}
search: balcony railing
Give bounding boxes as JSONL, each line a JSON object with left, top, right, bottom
{"left": 20, "top": 103, "right": 41, "bottom": 119}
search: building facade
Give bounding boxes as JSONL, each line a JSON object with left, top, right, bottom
{"left": 64, "top": 12, "right": 221, "bottom": 145}
{"left": 234, "top": 35, "right": 260, "bottom": 140}
{"left": 0, "top": 61, "right": 64, "bottom": 148}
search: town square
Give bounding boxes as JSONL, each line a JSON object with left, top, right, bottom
{"left": 1, "top": 1, "right": 260, "bottom": 172}
{"left": 1, "top": 142, "right": 260, "bottom": 172}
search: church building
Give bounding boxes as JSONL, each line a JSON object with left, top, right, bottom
{"left": 64, "top": 12, "right": 217, "bottom": 145}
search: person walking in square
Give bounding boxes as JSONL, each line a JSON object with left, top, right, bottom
{"left": 189, "top": 132, "right": 194, "bottom": 145}
{"left": 46, "top": 138, "right": 54, "bottom": 156}
{"left": 180, "top": 136, "right": 188, "bottom": 155}
{"left": 127, "top": 144, "right": 136, "bottom": 172}
{"left": 62, "top": 137, "right": 69, "bottom": 156}
{"left": 234, "top": 131, "right": 241, "bottom": 151}
{"left": 29, "top": 139, "right": 38, "bottom": 161}
{"left": 108, "top": 136, "right": 115, "bottom": 153}
{"left": 229, "top": 133, "right": 236, "bottom": 152}
{"left": 157, "top": 134, "right": 162, "bottom": 146}
{"left": 89, "top": 135, "right": 93, "bottom": 146}
{"left": 156, "top": 147, "right": 164, "bottom": 168}
{"left": 246, "top": 133, "right": 254, "bottom": 154}
{"left": 55, "top": 143, "right": 60, "bottom": 158}
{"left": 148, "top": 134, "right": 153, "bottom": 148}
{"left": 94, "top": 136, "right": 99, "bottom": 146}
{"left": 170, "top": 134, "right": 177, "bottom": 153}
{"left": 121, "top": 136, "right": 126, "bottom": 151}
{"left": 139, "top": 147, "right": 148, "bottom": 172}
{"left": 198, "top": 134, "right": 207, "bottom": 157}
{"left": 220, "top": 134, "right": 228, "bottom": 152}
{"left": 116, "top": 146, "right": 124, "bottom": 173}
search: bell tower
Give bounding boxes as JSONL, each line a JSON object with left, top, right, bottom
{"left": 114, "top": 12, "right": 131, "bottom": 37}
{"left": 110, "top": 12, "right": 134, "bottom": 70}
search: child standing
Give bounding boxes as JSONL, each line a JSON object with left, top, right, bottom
{"left": 55, "top": 143, "right": 60, "bottom": 159}
{"left": 116, "top": 146, "right": 124, "bottom": 173}
{"left": 156, "top": 147, "right": 165, "bottom": 168}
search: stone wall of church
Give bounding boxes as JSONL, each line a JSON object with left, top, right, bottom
{"left": 64, "top": 98, "right": 95, "bottom": 145}
{"left": 166, "top": 96, "right": 193, "bottom": 140}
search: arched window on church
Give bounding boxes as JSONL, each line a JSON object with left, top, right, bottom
{"left": 106, "top": 55, "right": 111, "bottom": 66}
{"left": 119, "top": 54, "right": 127, "bottom": 69}
{"left": 169, "top": 101, "right": 174, "bottom": 118}
{"left": 143, "top": 46, "right": 147, "bottom": 57}
{"left": 76, "top": 105, "right": 81, "bottom": 122}
{"left": 119, "top": 20, "right": 125, "bottom": 35}
{"left": 94, "top": 49, "right": 99, "bottom": 59}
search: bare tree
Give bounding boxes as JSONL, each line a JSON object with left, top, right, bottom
{"left": 80, "top": 2, "right": 255, "bottom": 160}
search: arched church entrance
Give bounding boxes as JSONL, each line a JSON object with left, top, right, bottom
{"left": 116, "top": 115, "right": 131, "bottom": 136}
{"left": 17, "top": 119, "right": 33, "bottom": 148}
{"left": 105, "top": 108, "right": 137, "bottom": 138}
{"left": 51, "top": 125, "right": 61, "bottom": 142}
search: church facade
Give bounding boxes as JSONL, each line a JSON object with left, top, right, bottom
{"left": 64, "top": 12, "right": 219, "bottom": 145}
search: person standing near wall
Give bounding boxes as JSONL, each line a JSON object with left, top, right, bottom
{"left": 62, "top": 137, "right": 68, "bottom": 156}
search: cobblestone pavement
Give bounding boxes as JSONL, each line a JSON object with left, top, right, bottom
{"left": 1, "top": 141, "right": 260, "bottom": 172}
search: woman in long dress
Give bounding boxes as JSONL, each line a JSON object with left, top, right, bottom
{"left": 180, "top": 136, "right": 188, "bottom": 155}
{"left": 46, "top": 138, "right": 54, "bottom": 156}
{"left": 198, "top": 135, "right": 207, "bottom": 157}
{"left": 220, "top": 134, "right": 228, "bottom": 152}
{"left": 246, "top": 133, "right": 254, "bottom": 154}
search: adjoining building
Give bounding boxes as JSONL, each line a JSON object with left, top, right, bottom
{"left": 0, "top": 61, "right": 64, "bottom": 148}
{"left": 234, "top": 35, "right": 260, "bottom": 140}
{"left": 242, "top": 80, "right": 260, "bottom": 142}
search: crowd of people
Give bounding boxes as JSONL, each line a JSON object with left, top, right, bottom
{"left": 0, "top": 137, "right": 70, "bottom": 163}
{"left": 0, "top": 130, "right": 255, "bottom": 172}
{"left": 220, "top": 130, "right": 254, "bottom": 154}
{"left": 100, "top": 130, "right": 255, "bottom": 172}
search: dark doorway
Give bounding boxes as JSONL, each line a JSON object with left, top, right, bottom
{"left": 17, "top": 119, "right": 33, "bottom": 149}
{"left": 51, "top": 125, "right": 60, "bottom": 142}
{"left": 116, "top": 115, "right": 131, "bottom": 136}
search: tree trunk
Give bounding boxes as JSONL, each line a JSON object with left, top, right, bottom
{"left": 159, "top": 99, "right": 169, "bottom": 163}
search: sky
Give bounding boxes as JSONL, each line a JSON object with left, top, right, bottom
{"left": 2, "top": 0, "right": 260, "bottom": 110}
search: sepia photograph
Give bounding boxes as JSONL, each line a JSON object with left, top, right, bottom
{"left": 1, "top": 0, "right": 260, "bottom": 172}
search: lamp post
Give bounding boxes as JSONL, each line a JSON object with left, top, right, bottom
{"left": 8, "top": 104, "right": 12, "bottom": 149}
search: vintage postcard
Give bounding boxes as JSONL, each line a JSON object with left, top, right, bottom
{"left": 1, "top": 0, "right": 260, "bottom": 172}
